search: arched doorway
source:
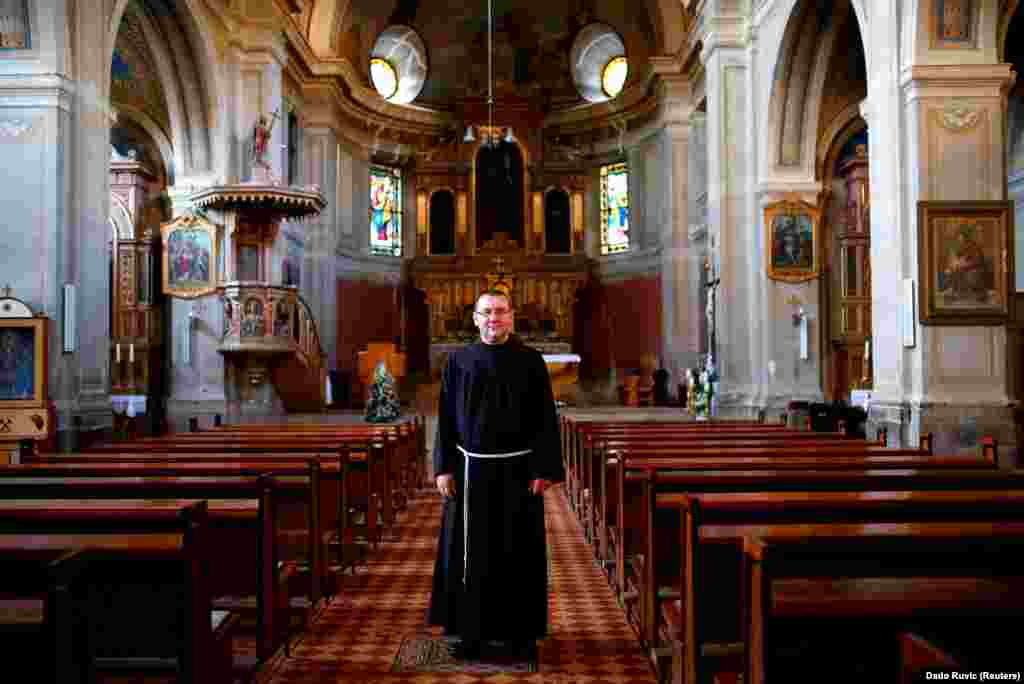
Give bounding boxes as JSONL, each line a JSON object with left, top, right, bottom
{"left": 821, "top": 124, "right": 870, "bottom": 401}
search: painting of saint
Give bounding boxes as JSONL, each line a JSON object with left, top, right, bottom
{"left": 0, "top": 328, "right": 34, "bottom": 400}
{"left": 274, "top": 301, "right": 292, "bottom": 338}
{"left": 771, "top": 214, "right": 813, "bottom": 269}
{"left": 938, "top": 221, "right": 994, "bottom": 306}
{"left": 241, "top": 298, "right": 265, "bottom": 337}
{"left": 938, "top": 0, "right": 971, "bottom": 42}
{"left": 0, "top": 1, "right": 30, "bottom": 49}
{"left": 167, "top": 228, "right": 212, "bottom": 287}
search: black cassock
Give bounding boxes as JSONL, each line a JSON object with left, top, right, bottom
{"left": 428, "top": 337, "right": 564, "bottom": 642}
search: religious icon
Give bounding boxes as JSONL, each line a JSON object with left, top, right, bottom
{"left": 241, "top": 298, "right": 266, "bottom": 337}
{"left": 918, "top": 201, "right": 1012, "bottom": 324}
{"left": 764, "top": 199, "right": 821, "bottom": 283}
{"left": 273, "top": 300, "right": 292, "bottom": 338}
{"left": 161, "top": 213, "right": 219, "bottom": 298}
{"left": 0, "top": 328, "right": 34, "bottom": 400}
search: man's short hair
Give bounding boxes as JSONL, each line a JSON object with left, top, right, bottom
{"left": 476, "top": 289, "right": 513, "bottom": 310}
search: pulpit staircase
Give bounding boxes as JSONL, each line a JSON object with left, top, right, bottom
{"left": 269, "top": 294, "right": 328, "bottom": 413}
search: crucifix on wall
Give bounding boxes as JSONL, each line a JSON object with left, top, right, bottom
{"left": 703, "top": 256, "right": 720, "bottom": 367}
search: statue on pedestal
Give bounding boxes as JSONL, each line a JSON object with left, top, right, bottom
{"left": 250, "top": 108, "right": 280, "bottom": 184}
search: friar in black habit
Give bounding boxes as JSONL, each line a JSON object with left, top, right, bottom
{"left": 428, "top": 289, "right": 565, "bottom": 660}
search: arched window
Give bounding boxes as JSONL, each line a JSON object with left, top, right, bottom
{"left": 370, "top": 166, "right": 402, "bottom": 256}
{"left": 430, "top": 190, "right": 456, "bottom": 255}
{"left": 545, "top": 189, "right": 571, "bottom": 254}
{"left": 600, "top": 162, "right": 629, "bottom": 254}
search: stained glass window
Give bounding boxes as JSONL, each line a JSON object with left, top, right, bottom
{"left": 600, "top": 162, "right": 629, "bottom": 255}
{"left": 370, "top": 166, "right": 402, "bottom": 256}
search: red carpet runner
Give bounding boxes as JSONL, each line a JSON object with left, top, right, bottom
{"left": 254, "top": 486, "right": 657, "bottom": 683}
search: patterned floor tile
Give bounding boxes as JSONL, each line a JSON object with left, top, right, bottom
{"left": 251, "top": 488, "right": 657, "bottom": 684}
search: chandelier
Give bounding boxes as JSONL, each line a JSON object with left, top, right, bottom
{"left": 463, "top": 0, "right": 514, "bottom": 148}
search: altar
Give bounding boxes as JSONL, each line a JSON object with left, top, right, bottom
{"left": 428, "top": 342, "right": 579, "bottom": 403}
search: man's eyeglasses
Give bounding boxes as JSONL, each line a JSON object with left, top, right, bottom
{"left": 474, "top": 308, "right": 512, "bottom": 318}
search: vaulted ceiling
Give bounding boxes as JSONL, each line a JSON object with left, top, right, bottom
{"left": 303, "top": 0, "right": 685, "bottom": 112}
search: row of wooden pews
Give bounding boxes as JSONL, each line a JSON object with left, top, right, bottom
{"left": 559, "top": 415, "right": 1024, "bottom": 684}
{"left": 0, "top": 415, "right": 426, "bottom": 683}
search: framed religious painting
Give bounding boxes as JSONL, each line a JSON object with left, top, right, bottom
{"left": 764, "top": 198, "right": 821, "bottom": 283}
{"left": 917, "top": 200, "right": 1013, "bottom": 325}
{"left": 0, "top": 287, "right": 54, "bottom": 449}
{"left": 161, "top": 213, "right": 220, "bottom": 298}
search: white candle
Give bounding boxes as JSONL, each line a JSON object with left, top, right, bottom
{"left": 864, "top": 337, "right": 870, "bottom": 361}
{"left": 116, "top": 343, "right": 121, "bottom": 362}
{"left": 129, "top": 343, "right": 135, "bottom": 363}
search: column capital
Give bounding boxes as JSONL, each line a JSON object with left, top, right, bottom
{"left": 900, "top": 63, "right": 1016, "bottom": 101}
{"left": 700, "top": 14, "right": 752, "bottom": 64}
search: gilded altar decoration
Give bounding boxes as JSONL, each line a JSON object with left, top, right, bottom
{"left": 764, "top": 198, "right": 821, "bottom": 283}
{"left": 161, "top": 213, "right": 220, "bottom": 298}
{"left": 917, "top": 201, "right": 1013, "bottom": 325}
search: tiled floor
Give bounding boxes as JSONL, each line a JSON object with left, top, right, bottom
{"left": 254, "top": 486, "right": 657, "bottom": 683}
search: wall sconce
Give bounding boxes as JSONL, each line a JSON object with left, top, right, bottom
{"left": 62, "top": 283, "right": 76, "bottom": 353}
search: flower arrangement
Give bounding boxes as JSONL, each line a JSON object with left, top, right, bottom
{"left": 686, "top": 356, "right": 718, "bottom": 419}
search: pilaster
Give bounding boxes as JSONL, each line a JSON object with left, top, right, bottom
{"left": 869, "top": 55, "right": 1018, "bottom": 451}
{"left": 702, "top": 2, "right": 758, "bottom": 416}
{"left": 302, "top": 126, "right": 340, "bottom": 369}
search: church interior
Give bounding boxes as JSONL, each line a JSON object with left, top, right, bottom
{"left": 3, "top": 0, "right": 1024, "bottom": 681}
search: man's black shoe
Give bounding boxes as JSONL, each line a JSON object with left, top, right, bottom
{"left": 449, "top": 639, "right": 483, "bottom": 660}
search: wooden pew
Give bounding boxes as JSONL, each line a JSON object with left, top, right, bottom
{"left": 742, "top": 522, "right": 1024, "bottom": 684}
{"left": 661, "top": 488, "right": 1024, "bottom": 684}
{"left": 82, "top": 433, "right": 404, "bottom": 537}
{"left": 563, "top": 420, "right": 797, "bottom": 511}
{"left": 591, "top": 434, "right": 959, "bottom": 572}
{"left": 0, "top": 465, "right": 312, "bottom": 661}
{"left": 0, "top": 547, "right": 90, "bottom": 684}
{"left": 0, "top": 501, "right": 234, "bottom": 684}
{"left": 579, "top": 434, "right": 932, "bottom": 548}
{"left": 612, "top": 457, "right": 1010, "bottom": 648}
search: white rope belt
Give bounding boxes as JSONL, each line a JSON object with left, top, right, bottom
{"left": 456, "top": 444, "right": 532, "bottom": 585}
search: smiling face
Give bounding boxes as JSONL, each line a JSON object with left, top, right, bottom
{"left": 474, "top": 292, "right": 514, "bottom": 345}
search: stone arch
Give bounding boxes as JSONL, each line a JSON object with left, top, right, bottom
{"left": 107, "top": 0, "right": 223, "bottom": 177}
{"left": 114, "top": 104, "right": 176, "bottom": 184}
{"left": 767, "top": 0, "right": 866, "bottom": 180}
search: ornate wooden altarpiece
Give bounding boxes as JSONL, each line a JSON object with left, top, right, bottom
{"left": 410, "top": 250, "right": 589, "bottom": 373}
{"left": 0, "top": 287, "right": 54, "bottom": 463}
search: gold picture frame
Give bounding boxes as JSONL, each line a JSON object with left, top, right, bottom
{"left": 917, "top": 200, "right": 1013, "bottom": 325}
{"left": 764, "top": 199, "right": 821, "bottom": 283}
{"left": 161, "top": 213, "right": 220, "bottom": 298}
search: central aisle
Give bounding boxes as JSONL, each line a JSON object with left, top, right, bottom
{"left": 255, "top": 486, "right": 657, "bottom": 683}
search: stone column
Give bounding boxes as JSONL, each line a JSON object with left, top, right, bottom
{"left": 0, "top": 2, "right": 77, "bottom": 446}
{"left": 302, "top": 126, "right": 340, "bottom": 369}
{"left": 701, "top": 2, "right": 757, "bottom": 416}
{"left": 657, "top": 76, "right": 702, "bottom": 387}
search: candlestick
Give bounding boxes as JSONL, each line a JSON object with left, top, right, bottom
{"left": 116, "top": 343, "right": 121, "bottom": 362}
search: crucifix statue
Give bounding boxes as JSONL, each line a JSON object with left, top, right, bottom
{"left": 703, "top": 257, "right": 720, "bottom": 367}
